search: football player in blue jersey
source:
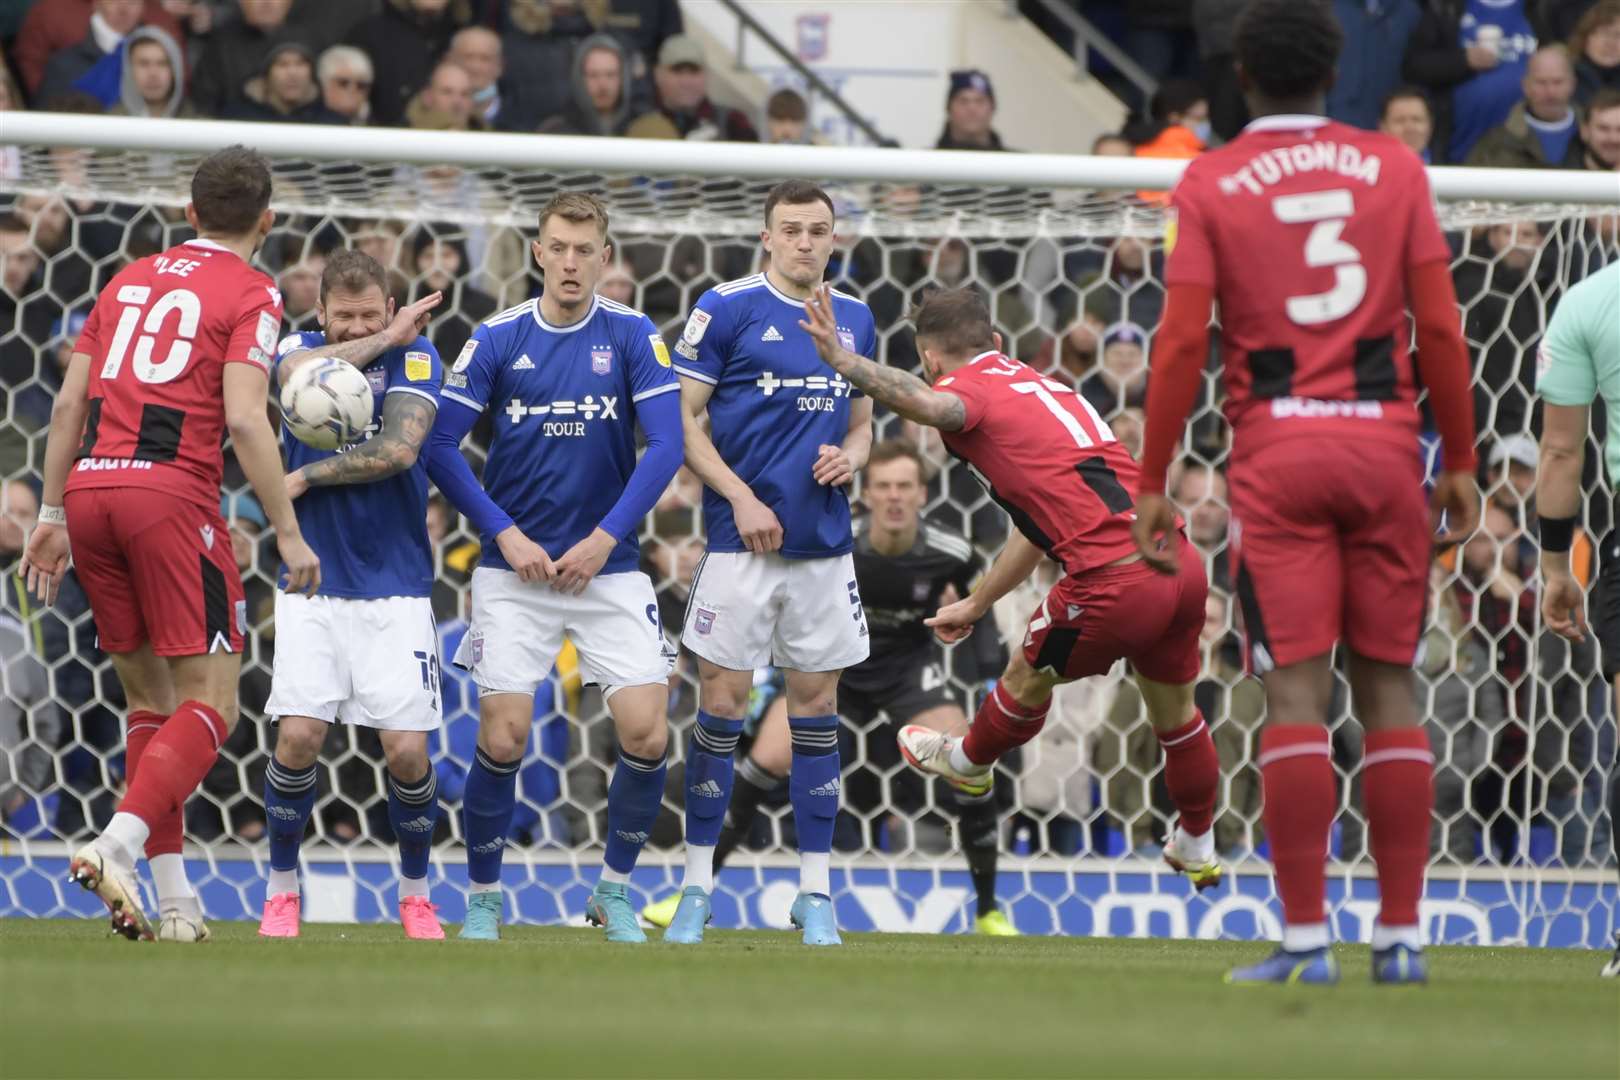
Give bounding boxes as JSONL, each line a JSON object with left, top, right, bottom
{"left": 423, "top": 192, "right": 684, "bottom": 943}
{"left": 665, "top": 180, "right": 876, "bottom": 946}
{"left": 258, "top": 250, "right": 448, "bottom": 940}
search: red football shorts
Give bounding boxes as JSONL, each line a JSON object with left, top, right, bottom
{"left": 65, "top": 487, "right": 245, "bottom": 657}
{"left": 1227, "top": 436, "right": 1430, "bottom": 672}
{"left": 1023, "top": 538, "right": 1207, "bottom": 685}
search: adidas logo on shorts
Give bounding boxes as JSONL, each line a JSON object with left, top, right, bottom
{"left": 689, "top": 779, "right": 725, "bottom": 798}
{"left": 808, "top": 780, "right": 841, "bottom": 798}
{"left": 513, "top": 354, "right": 535, "bottom": 370}
{"left": 761, "top": 325, "right": 783, "bottom": 342}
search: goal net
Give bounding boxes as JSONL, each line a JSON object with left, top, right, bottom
{"left": 1, "top": 116, "right": 1615, "bottom": 947}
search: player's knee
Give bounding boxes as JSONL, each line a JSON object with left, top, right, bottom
{"left": 619, "top": 721, "right": 668, "bottom": 761}
{"left": 999, "top": 663, "right": 1052, "bottom": 709}
{"left": 274, "top": 723, "right": 324, "bottom": 770}
{"left": 384, "top": 743, "right": 431, "bottom": 783}
{"left": 698, "top": 683, "right": 750, "bottom": 720}
{"left": 477, "top": 724, "right": 527, "bottom": 764}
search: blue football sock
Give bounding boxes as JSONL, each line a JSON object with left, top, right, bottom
{"left": 264, "top": 757, "right": 317, "bottom": 875}
{"left": 603, "top": 747, "right": 668, "bottom": 876}
{"left": 788, "top": 715, "right": 841, "bottom": 857}
{"left": 386, "top": 767, "right": 438, "bottom": 885}
{"left": 684, "top": 711, "right": 744, "bottom": 848}
{"left": 462, "top": 748, "right": 520, "bottom": 887}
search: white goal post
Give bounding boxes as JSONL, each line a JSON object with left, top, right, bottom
{"left": 0, "top": 113, "right": 1615, "bottom": 946}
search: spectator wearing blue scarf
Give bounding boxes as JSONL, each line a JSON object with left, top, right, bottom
{"left": 1467, "top": 46, "right": 1586, "bottom": 168}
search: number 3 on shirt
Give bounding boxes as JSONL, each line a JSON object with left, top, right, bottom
{"left": 1272, "top": 188, "right": 1366, "bottom": 326}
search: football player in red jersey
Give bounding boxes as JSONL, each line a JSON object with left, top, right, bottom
{"left": 21, "top": 146, "right": 320, "bottom": 943}
{"left": 1133, "top": 0, "right": 1480, "bottom": 985}
{"left": 801, "top": 285, "right": 1226, "bottom": 892}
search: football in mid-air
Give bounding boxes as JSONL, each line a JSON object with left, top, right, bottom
{"left": 279, "top": 357, "right": 375, "bottom": 450}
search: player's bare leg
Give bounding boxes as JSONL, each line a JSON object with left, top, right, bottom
{"left": 900, "top": 649, "right": 1056, "bottom": 794}
{"left": 73, "top": 651, "right": 240, "bottom": 942}
{"left": 1227, "top": 652, "right": 1340, "bottom": 984}
{"left": 586, "top": 683, "right": 669, "bottom": 943}
{"left": 782, "top": 667, "right": 844, "bottom": 945}
{"left": 1348, "top": 652, "right": 1434, "bottom": 984}
{"left": 1136, "top": 675, "right": 1224, "bottom": 892}
{"left": 459, "top": 692, "right": 533, "bottom": 940}
{"left": 258, "top": 714, "right": 327, "bottom": 938}
{"left": 379, "top": 731, "right": 444, "bottom": 941}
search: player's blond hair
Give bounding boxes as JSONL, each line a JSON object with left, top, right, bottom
{"left": 538, "top": 192, "right": 610, "bottom": 240}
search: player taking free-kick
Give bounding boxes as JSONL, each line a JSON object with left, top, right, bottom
{"left": 21, "top": 146, "right": 321, "bottom": 942}
{"left": 799, "top": 285, "right": 1225, "bottom": 896}
{"left": 1132, "top": 0, "right": 1480, "bottom": 986}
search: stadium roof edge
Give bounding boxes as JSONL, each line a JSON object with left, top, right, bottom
{"left": 5, "top": 112, "right": 1617, "bottom": 204}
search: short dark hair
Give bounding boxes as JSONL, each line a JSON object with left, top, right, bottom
{"left": 538, "top": 191, "right": 610, "bottom": 239}
{"left": 1587, "top": 87, "right": 1620, "bottom": 118}
{"left": 0, "top": 212, "right": 27, "bottom": 236}
{"left": 763, "top": 179, "right": 834, "bottom": 228}
{"left": 320, "top": 248, "right": 390, "bottom": 304}
{"left": 866, "top": 439, "right": 927, "bottom": 483}
{"left": 767, "top": 88, "right": 807, "bottom": 122}
{"left": 1379, "top": 85, "right": 1431, "bottom": 121}
{"left": 912, "top": 287, "right": 995, "bottom": 357}
{"left": 190, "top": 145, "right": 273, "bottom": 236}
{"left": 1150, "top": 79, "right": 1206, "bottom": 124}
{"left": 1234, "top": 0, "right": 1342, "bottom": 101}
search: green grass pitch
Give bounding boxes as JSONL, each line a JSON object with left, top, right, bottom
{"left": 2, "top": 919, "right": 1615, "bottom": 1079}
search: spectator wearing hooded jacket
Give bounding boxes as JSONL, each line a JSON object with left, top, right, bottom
{"left": 36, "top": 0, "right": 145, "bottom": 108}
{"left": 109, "top": 25, "right": 195, "bottom": 118}
{"left": 190, "top": 0, "right": 324, "bottom": 117}
{"left": 632, "top": 33, "right": 757, "bottom": 142}
{"left": 14, "top": 0, "right": 182, "bottom": 102}
{"left": 225, "top": 40, "right": 348, "bottom": 125}
{"left": 935, "top": 69, "right": 1009, "bottom": 150}
{"left": 539, "top": 33, "right": 642, "bottom": 137}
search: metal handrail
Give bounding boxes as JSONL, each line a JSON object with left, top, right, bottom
{"left": 1016, "top": 0, "right": 1158, "bottom": 107}
{"left": 716, "top": 0, "right": 890, "bottom": 146}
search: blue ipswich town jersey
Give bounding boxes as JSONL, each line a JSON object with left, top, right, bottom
{"left": 276, "top": 331, "right": 443, "bottom": 599}
{"left": 442, "top": 295, "right": 678, "bottom": 574}
{"left": 673, "top": 273, "right": 875, "bottom": 558}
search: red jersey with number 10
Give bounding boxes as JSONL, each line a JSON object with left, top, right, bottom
{"left": 66, "top": 239, "right": 283, "bottom": 510}
{"left": 937, "top": 351, "right": 1141, "bottom": 575}
{"left": 1164, "top": 115, "right": 1451, "bottom": 457}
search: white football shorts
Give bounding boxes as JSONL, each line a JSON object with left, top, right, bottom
{"left": 453, "top": 567, "right": 675, "bottom": 695}
{"left": 265, "top": 593, "right": 442, "bottom": 731}
{"left": 680, "top": 550, "right": 870, "bottom": 672}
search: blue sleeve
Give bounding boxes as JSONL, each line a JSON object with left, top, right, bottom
{"left": 273, "top": 330, "right": 323, "bottom": 387}
{"left": 440, "top": 322, "right": 500, "bottom": 412}
{"left": 628, "top": 314, "right": 680, "bottom": 404}
{"left": 386, "top": 336, "right": 443, "bottom": 407}
{"left": 671, "top": 289, "right": 731, "bottom": 386}
{"left": 423, "top": 394, "right": 515, "bottom": 538}
{"left": 596, "top": 390, "right": 683, "bottom": 542}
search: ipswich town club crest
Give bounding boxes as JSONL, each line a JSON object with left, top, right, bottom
{"left": 837, "top": 329, "right": 856, "bottom": 352}
{"left": 694, "top": 608, "right": 717, "bottom": 635}
{"left": 591, "top": 347, "right": 612, "bottom": 375}
{"left": 469, "top": 631, "right": 484, "bottom": 665}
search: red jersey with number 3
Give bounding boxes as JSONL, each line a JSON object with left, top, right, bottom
{"left": 66, "top": 239, "right": 283, "bottom": 510}
{"left": 937, "top": 351, "right": 1141, "bottom": 574}
{"left": 1164, "top": 115, "right": 1451, "bottom": 458}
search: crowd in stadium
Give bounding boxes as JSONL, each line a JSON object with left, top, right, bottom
{"left": 0, "top": 0, "right": 1617, "bottom": 878}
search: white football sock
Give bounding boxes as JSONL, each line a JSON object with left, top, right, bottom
{"left": 1371, "top": 923, "right": 1422, "bottom": 951}
{"left": 1282, "top": 922, "right": 1331, "bottom": 952}
{"left": 398, "top": 875, "right": 429, "bottom": 900}
{"left": 598, "top": 866, "right": 629, "bottom": 885}
{"left": 150, "top": 853, "right": 194, "bottom": 905}
{"left": 800, "top": 852, "right": 831, "bottom": 896}
{"left": 682, "top": 844, "right": 715, "bottom": 893}
{"left": 101, "top": 812, "right": 149, "bottom": 866}
{"left": 267, "top": 868, "right": 299, "bottom": 897}
{"left": 948, "top": 741, "right": 989, "bottom": 777}
{"left": 468, "top": 880, "right": 502, "bottom": 896}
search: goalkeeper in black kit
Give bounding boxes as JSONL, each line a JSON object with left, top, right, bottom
{"left": 645, "top": 439, "right": 1017, "bottom": 933}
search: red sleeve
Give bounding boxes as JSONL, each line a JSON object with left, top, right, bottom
{"left": 224, "top": 279, "right": 284, "bottom": 373}
{"left": 936, "top": 370, "right": 988, "bottom": 432}
{"left": 1138, "top": 282, "right": 1214, "bottom": 495}
{"left": 73, "top": 301, "right": 106, "bottom": 362}
{"left": 1163, "top": 170, "right": 1216, "bottom": 289}
{"left": 1403, "top": 158, "right": 1451, "bottom": 269}
{"left": 1409, "top": 260, "right": 1477, "bottom": 474}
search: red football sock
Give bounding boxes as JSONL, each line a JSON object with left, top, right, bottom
{"left": 1362, "top": 728, "right": 1434, "bottom": 928}
{"left": 125, "top": 711, "right": 184, "bottom": 858}
{"left": 1157, "top": 711, "right": 1219, "bottom": 837}
{"left": 1259, "top": 724, "right": 1334, "bottom": 928}
{"left": 118, "top": 701, "right": 227, "bottom": 829}
{"left": 962, "top": 683, "right": 1049, "bottom": 765}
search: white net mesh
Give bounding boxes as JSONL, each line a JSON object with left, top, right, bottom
{"left": 0, "top": 134, "right": 1616, "bottom": 945}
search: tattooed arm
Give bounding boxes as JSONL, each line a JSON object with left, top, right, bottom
{"left": 287, "top": 391, "right": 437, "bottom": 498}
{"left": 797, "top": 285, "right": 966, "bottom": 432}
{"left": 277, "top": 291, "right": 443, "bottom": 381}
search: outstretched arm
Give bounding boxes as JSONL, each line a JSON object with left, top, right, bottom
{"left": 20, "top": 352, "right": 91, "bottom": 604}
{"left": 277, "top": 292, "right": 442, "bottom": 381}
{"left": 925, "top": 529, "right": 1048, "bottom": 645}
{"left": 288, "top": 392, "right": 436, "bottom": 497}
{"left": 798, "top": 285, "right": 965, "bottom": 431}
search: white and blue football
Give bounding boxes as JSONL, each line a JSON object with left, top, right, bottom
{"left": 278, "top": 357, "right": 374, "bottom": 451}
